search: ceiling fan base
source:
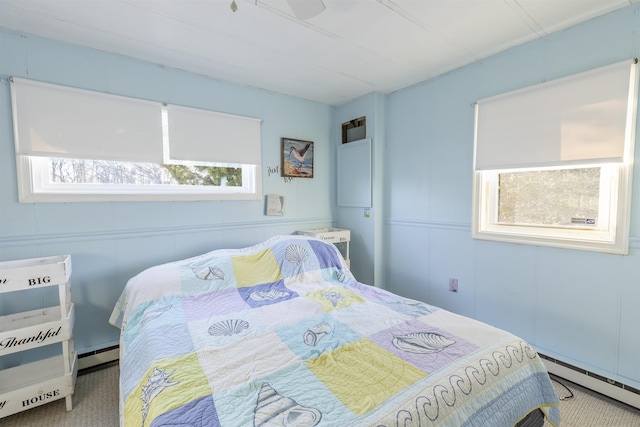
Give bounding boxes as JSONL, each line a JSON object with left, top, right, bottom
{"left": 287, "top": 0, "right": 326, "bottom": 20}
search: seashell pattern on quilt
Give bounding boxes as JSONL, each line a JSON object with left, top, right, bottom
{"left": 304, "top": 322, "right": 333, "bottom": 346}
{"left": 194, "top": 266, "right": 225, "bottom": 280}
{"left": 392, "top": 332, "right": 456, "bottom": 354}
{"left": 140, "top": 368, "right": 178, "bottom": 426}
{"left": 208, "top": 319, "right": 249, "bottom": 336}
{"left": 250, "top": 289, "right": 291, "bottom": 301}
{"left": 254, "top": 383, "right": 321, "bottom": 427}
{"left": 285, "top": 244, "right": 309, "bottom": 264}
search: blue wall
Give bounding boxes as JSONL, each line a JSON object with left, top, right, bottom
{"left": 332, "top": 92, "right": 386, "bottom": 285}
{"left": 382, "top": 4, "right": 640, "bottom": 389}
{"left": 0, "top": 30, "right": 334, "bottom": 360}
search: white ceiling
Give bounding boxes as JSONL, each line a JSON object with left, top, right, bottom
{"left": 0, "top": 0, "right": 637, "bottom": 106}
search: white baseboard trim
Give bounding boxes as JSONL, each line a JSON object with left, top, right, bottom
{"left": 541, "top": 356, "right": 640, "bottom": 410}
{"left": 78, "top": 346, "right": 120, "bottom": 371}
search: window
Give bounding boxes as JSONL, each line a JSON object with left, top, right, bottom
{"left": 496, "top": 166, "right": 604, "bottom": 227}
{"left": 473, "top": 60, "right": 638, "bottom": 254}
{"left": 10, "top": 78, "right": 262, "bottom": 202}
{"left": 18, "top": 157, "right": 256, "bottom": 202}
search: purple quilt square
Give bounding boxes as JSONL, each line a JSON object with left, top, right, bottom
{"left": 183, "top": 289, "right": 248, "bottom": 321}
{"left": 369, "top": 318, "right": 479, "bottom": 374}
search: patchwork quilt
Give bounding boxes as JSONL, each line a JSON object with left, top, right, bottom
{"left": 110, "top": 235, "right": 560, "bottom": 427}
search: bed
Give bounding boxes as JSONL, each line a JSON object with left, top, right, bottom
{"left": 109, "top": 235, "right": 560, "bottom": 427}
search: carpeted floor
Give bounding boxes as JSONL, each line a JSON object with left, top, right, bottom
{"left": 543, "top": 375, "right": 640, "bottom": 427}
{"left": 2, "top": 363, "right": 120, "bottom": 427}
{"left": 2, "top": 364, "right": 640, "bottom": 426}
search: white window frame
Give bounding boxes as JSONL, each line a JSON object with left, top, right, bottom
{"left": 472, "top": 60, "right": 638, "bottom": 255}
{"left": 16, "top": 156, "right": 261, "bottom": 203}
{"left": 472, "top": 163, "right": 630, "bottom": 254}
{"left": 10, "top": 77, "right": 262, "bottom": 202}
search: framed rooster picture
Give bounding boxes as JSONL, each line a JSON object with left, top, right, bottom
{"left": 281, "top": 137, "right": 314, "bottom": 178}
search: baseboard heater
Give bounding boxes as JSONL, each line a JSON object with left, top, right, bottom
{"left": 78, "top": 345, "right": 120, "bottom": 371}
{"left": 539, "top": 353, "right": 640, "bottom": 410}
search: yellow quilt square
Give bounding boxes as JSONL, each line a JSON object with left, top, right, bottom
{"left": 306, "top": 338, "right": 425, "bottom": 416}
{"left": 231, "top": 249, "right": 282, "bottom": 288}
{"left": 306, "top": 286, "right": 365, "bottom": 312}
{"left": 125, "top": 353, "right": 211, "bottom": 427}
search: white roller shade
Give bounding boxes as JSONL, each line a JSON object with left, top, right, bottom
{"left": 10, "top": 78, "right": 163, "bottom": 163}
{"left": 474, "top": 60, "right": 637, "bottom": 170}
{"left": 165, "top": 104, "right": 261, "bottom": 165}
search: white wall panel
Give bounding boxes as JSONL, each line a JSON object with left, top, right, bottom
{"left": 535, "top": 248, "right": 622, "bottom": 373}
{"left": 427, "top": 227, "right": 476, "bottom": 318}
{"left": 617, "top": 247, "right": 640, "bottom": 383}
{"left": 474, "top": 240, "right": 537, "bottom": 341}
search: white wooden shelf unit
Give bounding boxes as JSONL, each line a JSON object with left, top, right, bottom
{"left": 0, "top": 255, "right": 77, "bottom": 419}
{"left": 297, "top": 228, "right": 351, "bottom": 267}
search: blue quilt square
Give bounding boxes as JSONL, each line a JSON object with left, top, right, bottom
{"left": 181, "top": 254, "right": 236, "bottom": 295}
{"left": 308, "top": 239, "right": 343, "bottom": 269}
{"left": 121, "top": 321, "right": 195, "bottom": 398}
{"left": 276, "top": 314, "right": 362, "bottom": 360}
{"left": 237, "top": 280, "right": 298, "bottom": 308}
{"left": 150, "top": 395, "right": 220, "bottom": 427}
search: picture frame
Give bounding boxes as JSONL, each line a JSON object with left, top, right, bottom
{"left": 281, "top": 137, "right": 314, "bottom": 178}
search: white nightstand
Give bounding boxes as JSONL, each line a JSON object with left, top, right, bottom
{"left": 296, "top": 228, "right": 351, "bottom": 268}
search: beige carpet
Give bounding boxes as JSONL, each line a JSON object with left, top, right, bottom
{"left": 1, "top": 363, "right": 120, "bottom": 427}
{"left": 2, "top": 364, "right": 640, "bottom": 426}
{"left": 544, "top": 376, "right": 640, "bottom": 427}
